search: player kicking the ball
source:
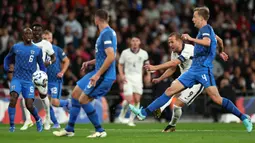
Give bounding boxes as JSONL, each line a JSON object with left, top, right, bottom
{"left": 145, "top": 32, "right": 227, "bottom": 132}
{"left": 118, "top": 37, "right": 151, "bottom": 126}
{"left": 130, "top": 6, "right": 253, "bottom": 133}
{"left": 53, "top": 9, "right": 117, "bottom": 138}
{"left": 4, "top": 28, "right": 46, "bottom": 132}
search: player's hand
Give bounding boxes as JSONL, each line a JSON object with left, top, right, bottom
{"left": 152, "top": 78, "right": 161, "bottom": 84}
{"left": 57, "top": 72, "right": 64, "bottom": 78}
{"left": 220, "top": 52, "right": 229, "bottom": 61}
{"left": 181, "top": 34, "right": 192, "bottom": 41}
{"left": 144, "top": 64, "right": 157, "bottom": 71}
{"left": 120, "top": 75, "right": 127, "bottom": 84}
{"left": 90, "top": 74, "right": 100, "bottom": 87}
{"left": 81, "top": 62, "right": 89, "bottom": 72}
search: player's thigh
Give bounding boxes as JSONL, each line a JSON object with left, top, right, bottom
{"left": 21, "top": 81, "right": 35, "bottom": 99}
{"left": 84, "top": 78, "right": 115, "bottom": 99}
{"left": 123, "top": 82, "right": 133, "bottom": 97}
{"left": 77, "top": 70, "right": 96, "bottom": 92}
{"left": 177, "top": 71, "right": 197, "bottom": 88}
{"left": 195, "top": 68, "right": 216, "bottom": 88}
{"left": 10, "top": 78, "right": 22, "bottom": 95}
{"left": 178, "top": 84, "right": 204, "bottom": 106}
{"left": 165, "top": 79, "right": 186, "bottom": 96}
{"left": 48, "top": 82, "right": 62, "bottom": 99}
{"left": 205, "top": 86, "right": 222, "bottom": 105}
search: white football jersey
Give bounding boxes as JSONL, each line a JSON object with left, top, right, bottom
{"left": 171, "top": 44, "right": 194, "bottom": 74}
{"left": 119, "top": 48, "right": 149, "bottom": 84}
{"left": 32, "top": 39, "right": 54, "bottom": 70}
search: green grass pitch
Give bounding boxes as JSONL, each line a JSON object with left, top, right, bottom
{"left": 0, "top": 123, "right": 254, "bottom": 143}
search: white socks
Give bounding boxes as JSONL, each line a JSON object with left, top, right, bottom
{"left": 169, "top": 105, "right": 182, "bottom": 126}
{"left": 22, "top": 98, "right": 32, "bottom": 122}
{"left": 160, "top": 97, "right": 173, "bottom": 112}
{"left": 129, "top": 102, "right": 140, "bottom": 123}
{"left": 41, "top": 96, "right": 51, "bottom": 122}
{"left": 119, "top": 100, "right": 129, "bottom": 119}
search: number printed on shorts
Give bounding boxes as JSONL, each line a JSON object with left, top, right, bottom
{"left": 51, "top": 87, "right": 57, "bottom": 94}
{"left": 201, "top": 74, "right": 207, "bottom": 81}
{"left": 188, "top": 91, "right": 193, "bottom": 98}
{"left": 30, "top": 86, "right": 34, "bottom": 93}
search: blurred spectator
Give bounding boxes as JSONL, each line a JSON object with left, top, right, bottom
{"left": 61, "top": 9, "right": 83, "bottom": 39}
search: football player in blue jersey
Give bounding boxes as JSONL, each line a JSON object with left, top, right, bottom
{"left": 21, "top": 23, "right": 56, "bottom": 131}
{"left": 4, "top": 28, "right": 46, "bottom": 132}
{"left": 129, "top": 6, "right": 253, "bottom": 133}
{"left": 42, "top": 30, "right": 70, "bottom": 129}
{"left": 53, "top": 9, "right": 117, "bottom": 138}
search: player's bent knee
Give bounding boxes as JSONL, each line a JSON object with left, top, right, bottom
{"left": 72, "top": 86, "right": 82, "bottom": 99}
{"left": 165, "top": 87, "right": 175, "bottom": 96}
{"left": 9, "top": 92, "right": 19, "bottom": 107}
{"left": 78, "top": 94, "right": 93, "bottom": 104}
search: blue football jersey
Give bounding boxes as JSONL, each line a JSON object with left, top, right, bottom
{"left": 47, "top": 45, "right": 67, "bottom": 83}
{"left": 191, "top": 24, "right": 217, "bottom": 69}
{"left": 95, "top": 26, "right": 117, "bottom": 80}
{"left": 6, "top": 42, "right": 45, "bottom": 81}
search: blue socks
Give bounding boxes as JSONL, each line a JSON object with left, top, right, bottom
{"left": 222, "top": 97, "right": 247, "bottom": 121}
{"left": 65, "top": 98, "right": 81, "bottom": 132}
{"left": 81, "top": 103, "right": 104, "bottom": 132}
{"left": 50, "top": 106, "right": 58, "bottom": 125}
{"left": 142, "top": 93, "right": 171, "bottom": 117}
{"left": 59, "top": 99, "right": 68, "bottom": 107}
{"left": 30, "top": 107, "right": 40, "bottom": 121}
{"left": 8, "top": 107, "right": 16, "bottom": 127}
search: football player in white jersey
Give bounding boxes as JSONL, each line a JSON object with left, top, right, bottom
{"left": 21, "top": 23, "right": 56, "bottom": 130}
{"left": 145, "top": 32, "right": 227, "bottom": 132}
{"left": 118, "top": 37, "right": 151, "bottom": 126}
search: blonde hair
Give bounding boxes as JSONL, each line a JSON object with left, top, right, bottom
{"left": 194, "top": 6, "right": 210, "bottom": 21}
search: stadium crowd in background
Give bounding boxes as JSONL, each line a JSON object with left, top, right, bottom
{"left": 0, "top": 0, "right": 255, "bottom": 97}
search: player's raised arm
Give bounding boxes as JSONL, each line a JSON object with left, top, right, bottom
{"left": 145, "top": 59, "right": 181, "bottom": 71}
{"left": 37, "top": 49, "right": 46, "bottom": 72}
{"left": 152, "top": 67, "right": 177, "bottom": 84}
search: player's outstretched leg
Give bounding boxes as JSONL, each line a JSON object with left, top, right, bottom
{"left": 206, "top": 86, "right": 253, "bottom": 132}
{"left": 53, "top": 86, "right": 82, "bottom": 137}
{"left": 129, "top": 80, "right": 184, "bottom": 120}
{"left": 25, "top": 98, "right": 43, "bottom": 132}
{"left": 8, "top": 92, "right": 19, "bottom": 132}
{"left": 20, "top": 98, "right": 34, "bottom": 130}
{"left": 79, "top": 94, "right": 107, "bottom": 138}
{"left": 50, "top": 106, "right": 60, "bottom": 129}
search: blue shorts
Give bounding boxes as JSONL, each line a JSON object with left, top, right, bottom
{"left": 77, "top": 70, "right": 114, "bottom": 98}
{"left": 48, "top": 81, "right": 62, "bottom": 99}
{"left": 178, "top": 67, "right": 216, "bottom": 88}
{"left": 10, "top": 78, "right": 35, "bottom": 98}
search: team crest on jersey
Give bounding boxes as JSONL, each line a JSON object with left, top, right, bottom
{"left": 31, "top": 50, "right": 35, "bottom": 54}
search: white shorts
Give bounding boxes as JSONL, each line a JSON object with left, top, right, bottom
{"left": 123, "top": 81, "right": 143, "bottom": 96}
{"left": 178, "top": 84, "right": 204, "bottom": 106}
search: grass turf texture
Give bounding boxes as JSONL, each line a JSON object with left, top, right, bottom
{"left": 0, "top": 123, "right": 254, "bottom": 143}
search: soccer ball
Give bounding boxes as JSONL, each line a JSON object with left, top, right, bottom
{"left": 32, "top": 70, "right": 48, "bottom": 87}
